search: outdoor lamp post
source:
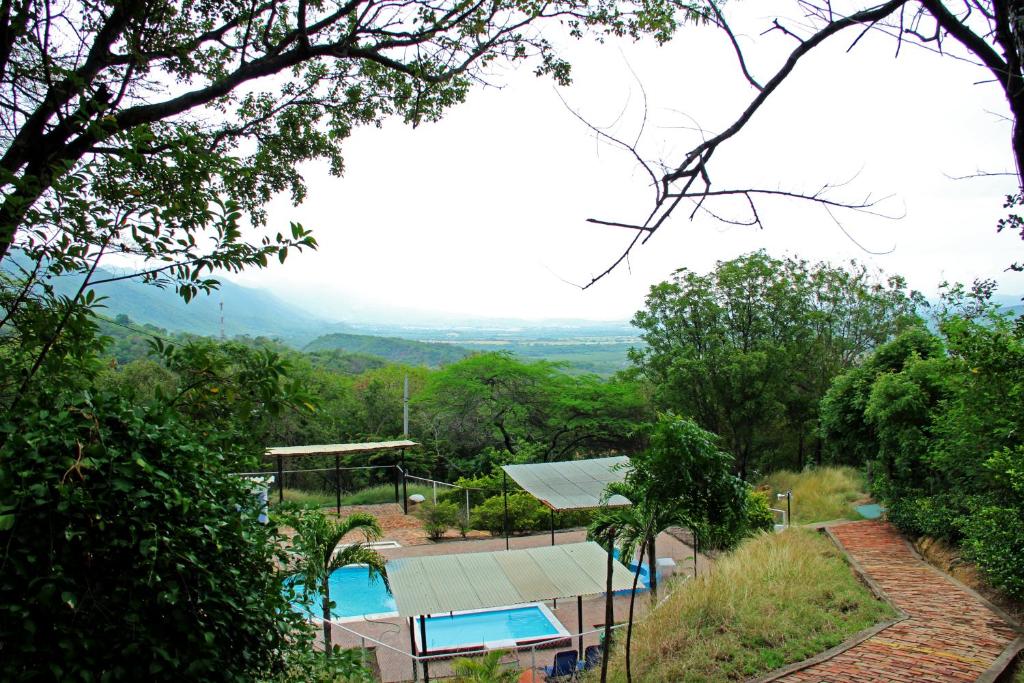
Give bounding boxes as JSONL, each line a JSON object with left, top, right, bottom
{"left": 776, "top": 490, "right": 792, "bottom": 527}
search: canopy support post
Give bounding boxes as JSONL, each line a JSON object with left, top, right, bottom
{"left": 394, "top": 464, "right": 400, "bottom": 504}
{"left": 408, "top": 616, "right": 418, "bottom": 682}
{"left": 420, "top": 615, "right": 430, "bottom": 682}
{"left": 503, "top": 470, "right": 510, "bottom": 551}
{"left": 578, "top": 595, "right": 584, "bottom": 660}
{"left": 335, "top": 455, "right": 341, "bottom": 515}
{"left": 402, "top": 449, "right": 409, "bottom": 515}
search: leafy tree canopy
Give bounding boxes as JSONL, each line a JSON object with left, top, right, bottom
{"left": 630, "top": 251, "right": 922, "bottom": 478}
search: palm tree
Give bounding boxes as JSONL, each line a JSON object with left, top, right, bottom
{"left": 287, "top": 508, "right": 388, "bottom": 656}
{"left": 591, "top": 481, "right": 689, "bottom": 683}
{"left": 450, "top": 649, "right": 519, "bottom": 682}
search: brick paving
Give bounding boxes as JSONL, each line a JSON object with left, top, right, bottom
{"left": 779, "top": 521, "right": 1019, "bottom": 683}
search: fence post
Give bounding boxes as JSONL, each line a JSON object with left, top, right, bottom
{"left": 394, "top": 465, "right": 400, "bottom": 504}
{"left": 277, "top": 455, "right": 284, "bottom": 504}
{"left": 335, "top": 455, "right": 341, "bottom": 515}
{"left": 402, "top": 468, "right": 409, "bottom": 515}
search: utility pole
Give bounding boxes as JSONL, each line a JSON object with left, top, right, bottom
{"left": 403, "top": 375, "right": 409, "bottom": 437}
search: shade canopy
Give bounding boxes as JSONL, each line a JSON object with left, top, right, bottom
{"left": 502, "top": 456, "right": 631, "bottom": 511}
{"left": 386, "top": 542, "right": 636, "bottom": 618}
{"left": 265, "top": 440, "right": 418, "bottom": 458}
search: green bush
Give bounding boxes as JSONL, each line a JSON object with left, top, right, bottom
{"left": 885, "top": 493, "right": 982, "bottom": 543}
{"left": 0, "top": 391, "right": 304, "bottom": 680}
{"left": 472, "top": 493, "right": 547, "bottom": 534}
{"left": 701, "top": 488, "right": 774, "bottom": 550}
{"left": 961, "top": 504, "right": 1024, "bottom": 600}
{"left": 416, "top": 500, "right": 461, "bottom": 540}
{"left": 745, "top": 489, "right": 776, "bottom": 534}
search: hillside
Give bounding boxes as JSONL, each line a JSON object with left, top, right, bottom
{"left": 6, "top": 255, "right": 340, "bottom": 346}
{"left": 303, "top": 332, "right": 472, "bottom": 367}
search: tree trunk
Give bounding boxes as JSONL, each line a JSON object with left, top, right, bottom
{"left": 322, "top": 585, "right": 332, "bottom": 657}
{"left": 625, "top": 541, "right": 647, "bottom": 683}
{"left": 646, "top": 532, "right": 657, "bottom": 599}
{"left": 600, "top": 531, "right": 614, "bottom": 683}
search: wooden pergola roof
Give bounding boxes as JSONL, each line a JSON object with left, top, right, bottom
{"left": 265, "top": 440, "right": 419, "bottom": 458}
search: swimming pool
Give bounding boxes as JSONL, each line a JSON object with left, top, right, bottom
{"left": 413, "top": 603, "right": 569, "bottom": 653}
{"left": 287, "top": 565, "right": 397, "bottom": 622}
{"left": 612, "top": 548, "right": 652, "bottom": 592}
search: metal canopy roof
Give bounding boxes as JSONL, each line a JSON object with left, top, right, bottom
{"left": 386, "top": 542, "right": 636, "bottom": 617}
{"left": 502, "top": 456, "right": 632, "bottom": 511}
{"left": 265, "top": 440, "right": 418, "bottom": 458}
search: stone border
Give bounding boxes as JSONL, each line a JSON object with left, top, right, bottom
{"left": 746, "top": 527, "right": 908, "bottom": 683}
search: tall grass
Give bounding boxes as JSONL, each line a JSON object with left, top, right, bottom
{"left": 275, "top": 483, "right": 436, "bottom": 508}
{"left": 761, "top": 466, "right": 866, "bottom": 524}
{"left": 595, "top": 529, "right": 895, "bottom": 682}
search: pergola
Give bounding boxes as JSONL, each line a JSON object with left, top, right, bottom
{"left": 500, "top": 457, "right": 632, "bottom": 547}
{"left": 386, "top": 541, "right": 635, "bottom": 681}
{"left": 264, "top": 440, "right": 419, "bottom": 511}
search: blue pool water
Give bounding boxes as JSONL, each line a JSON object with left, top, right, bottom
{"left": 416, "top": 606, "right": 561, "bottom": 651}
{"left": 287, "top": 565, "right": 396, "bottom": 619}
{"left": 613, "top": 548, "right": 652, "bottom": 591}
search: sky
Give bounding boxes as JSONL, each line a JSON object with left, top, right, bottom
{"left": 231, "top": 0, "right": 1024, "bottom": 324}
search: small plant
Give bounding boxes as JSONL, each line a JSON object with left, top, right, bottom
{"left": 451, "top": 650, "right": 519, "bottom": 682}
{"left": 415, "top": 500, "right": 461, "bottom": 540}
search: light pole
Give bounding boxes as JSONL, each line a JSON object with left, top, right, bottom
{"left": 776, "top": 490, "right": 792, "bottom": 527}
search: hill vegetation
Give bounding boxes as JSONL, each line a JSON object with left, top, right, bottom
{"left": 303, "top": 332, "right": 471, "bottom": 367}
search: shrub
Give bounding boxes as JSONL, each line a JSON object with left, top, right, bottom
{"left": 701, "top": 488, "right": 774, "bottom": 550}
{"left": 961, "top": 504, "right": 1024, "bottom": 600}
{"left": 416, "top": 500, "right": 461, "bottom": 540}
{"left": 471, "top": 493, "right": 547, "bottom": 534}
{"left": 885, "top": 493, "right": 983, "bottom": 544}
{"left": 0, "top": 391, "right": 304, "bottom": 680}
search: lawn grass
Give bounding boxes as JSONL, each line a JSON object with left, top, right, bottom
{"left": 761, "top": 466, "right": 867, "bottom": 524}
{"left": 276, "top": 483, "right": 435, "bottom": 508}
{"left": 594, "top": 528, "right": 896, "bottom": 682}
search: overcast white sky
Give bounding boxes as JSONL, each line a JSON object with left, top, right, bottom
{"left": 233, "top": 0, "right": 1024, "bottom": 323}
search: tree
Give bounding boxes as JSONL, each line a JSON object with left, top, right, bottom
{"left": 417, "top": 352, "right": 649, "bottom": 476}
{"left": 0, "top": 0, "right": 697, "bottom": 302}
{"left": 0, "top": 387, "right": 307, "bottom": 680}
{"left": 590, "top": 413, "right": 755, "bottom": 683}
{"left": 581, "top": 0, "right": 1024, "bottom": 282}
{"left": 285, "top": 508, "right": 388, "bottom": 656}
{"left": 630, "top": 252, "right": 920, "bottom": 478}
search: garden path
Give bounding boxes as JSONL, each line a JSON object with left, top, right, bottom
{"left": 778, "top": 521, "right": 1021, "bottom": 683}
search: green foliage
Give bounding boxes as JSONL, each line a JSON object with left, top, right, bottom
{"left": 745, "top": 490, "right": 776, "bottom": 535}
{"left": 472, "top": 492, "right": 548, "bottom": 535}
{"left": 270, "top": 646, "right": 375, "bottom": 683}
{"left": 416, "top": 352, "right": 650, "bottom": 474}
{"left": 0, "top": 389, "right": 304, "bottom": 680}
{"left": 451, "top": 650, "right": 520, "bottom": 682}
{"left": 416, "top": 500, "right": 462, "bottom": 540}
{"left": 631, "top": 251, "right": 921, "bottom": 478}
{"left": 885, "top": 494, "right": 979, "bottom": 544}
{"left": 961, "top": 505, "right": 1024, "bottom": 599}
{"left": 822, "top": 281, "right": 1024, "bottom": 601}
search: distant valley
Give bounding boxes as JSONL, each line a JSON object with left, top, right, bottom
{"left": 20, "top": 259, "right": 640, "bottom": 374}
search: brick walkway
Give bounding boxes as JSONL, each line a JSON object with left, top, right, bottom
{"left": 779, "top": 521, "right": 1019, "bottom": 683}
